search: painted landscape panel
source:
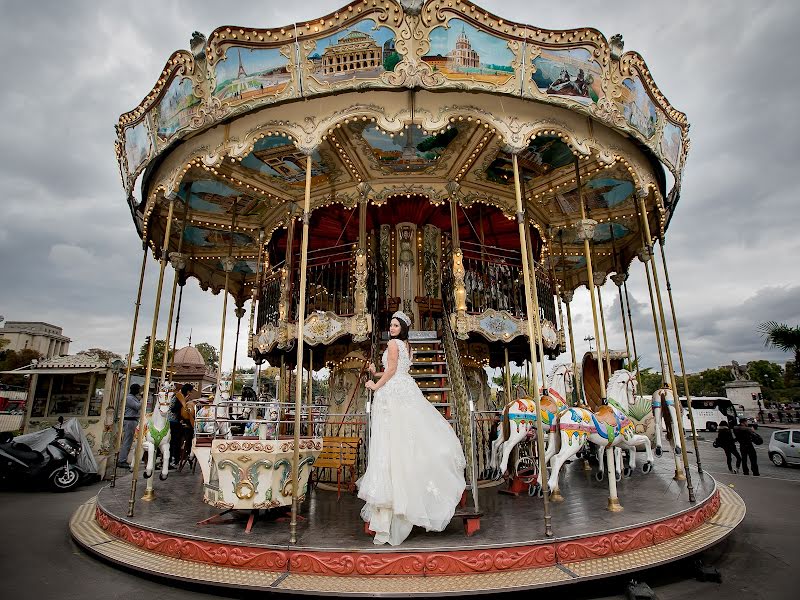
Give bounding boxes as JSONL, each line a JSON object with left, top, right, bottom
{"left": 183, "top": 226, "right": 254, "bottom": 248}
{"left": 359, "top": 124, "right": 458, "bottom": 172}
{"left": 485, "top": 136, "right": 574, "bottom": 185}
{"left": 240, "top": 135, "right": 330, "bottom": 188}
{"left": 617, "top": 75, "right": 658, "bottom": 138}
{"left": 214, "top": 47, "right": 291, "bottom": 103}
{"left": 532, "top": 47, "right": 603, "bottom": 104}
{"left": 178, "top": 179, "right": 246, "bottom": 214}
{"left": 157, "top": 77, "right": 200, "bottom": 139}
{"left": 310, "top": 19, "right": 397, "bottom": 84}
{"left": 425, "top": 19, "right": 514, "bottom": 85}
{"left": 660, "top": 121, "right": 682, "bottom": 167}
{"left": 124, "top": 121, "right": 152, "bottom": 176}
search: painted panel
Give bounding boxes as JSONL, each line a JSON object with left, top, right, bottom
{"left": 178, "top": 180, "right": 246, "bottom": 215}
{"left": 425, "top": 19, "right": 514, "bottom": 85}
{"left": 156, "top": 77, "right": 200, "bottom": 139}
{"left": 213, "top": 47, "right": 291, "bottom": 104}
{"left": 660, "top": 121, "right": 682, "bottom": 168}
{"left": 484, "top": 136, "right": 573, "bottom": 186}
{"left": 240, "top": 135, "right": 330, "bottom": 188}
{"left": 217, "top": 259, "right": 258, "bottom": 274}
{"left": 532, "top": 47, "right": 603, "bottom": 105}
{"left": 124, "top": 121, "right": 152, "bottom": 177}
{"left": 617, "top": 75, "right": 658, "bottom": 139}
{"left": 309, "top": 19, "right": 398, "bottom": 84}
{"left": 183, "top": 226, "right": 254, "bottom": 248}
{"left": 359, "top": 124, "right": 457, "bottom": 172}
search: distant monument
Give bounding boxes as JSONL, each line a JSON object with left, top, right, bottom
{"left": 724, "top": 360, "right": 761, "bottom": 413}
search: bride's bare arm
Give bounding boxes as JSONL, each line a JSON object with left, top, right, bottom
{"left": 367, "top": 342, "right": 398, "bottom": 390}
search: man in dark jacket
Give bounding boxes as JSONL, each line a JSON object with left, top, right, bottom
{"left": 713, "top": 421, "right": 741, "bottom": 473}
{"left": 733, "top": 417, "right": 761, "bottom": 476}
{"left": 118, "top": 383, "right": 142, "bottom": 468}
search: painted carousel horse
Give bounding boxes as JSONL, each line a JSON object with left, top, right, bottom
{"left": 651, "top": 382, "right": 681, "bottom": 457}
{"left": 546, "top": 370, "right": 654, "bottom": 498}
{"left": 547, "top": 363, "right": 577, "bottom": 406}
{"left": 143, "top": 383, "right": 173, "bottom": 481}
{"left": 196, "top": 379, "right": 232, "bottom": 438}
{"left": 489, "top": 371, "right": 570, "bottom": 479}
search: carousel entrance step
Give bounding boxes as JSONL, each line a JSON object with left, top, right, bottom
{"left": 411, "top": 360, "right": 448, "bottom": 365}
{"left": 411, "top": 374, "right": 450, "bottom": 380}
{"left": 420, "top": 387, "right": 452, "bottom": 393}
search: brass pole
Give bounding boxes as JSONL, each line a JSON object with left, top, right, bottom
{"left": 128, "top": 198, "right": 175, "bottom": 514}
{"left": 524, "top": 222, "right": 548, "bottom": 387}
{"left": 231, "top": 305, "right": 246, "bottom": 392}
{"left": 638, "top": 194, "right": 695, "bottom": 502}
{"left": 559, "top": 232, "right": 580, "bottom": 405}
{"left": 168, "top": 280, "right": 185, "bottom": 383}
{"left": 248, "top": 230, "right": 266, "bottom": 364}
{"left": 216, "top": 200, "right": 238, "bottom": 391}
{"left": 574, "top": 157, "right": 620, "bottom": 511}
{"left": 307, "top": 348, "right": 314, "bottom": 435}
{"left": 290, "top": 155, "right": 314, "bottom": 543}
{"left": 503, "top": 347, "right": 512, "bottom": 405}
{"left": 658, "top": 239, "right": 703, "bottom": 473}
{"left": 160, "top": 195, "right": 189, "bottom": 384}
{"left": 622, "top": 279, "right": 644, "bottom": 394}
{"left": 596, "top": 282, "right": 613, "bottom": 380}
{"left": 512, "top": 154, "right": 552, "bottom": 536}
{"left": 111, "top": 245, "right": 148, "bottom": 488}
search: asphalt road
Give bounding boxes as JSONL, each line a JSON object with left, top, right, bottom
{"left": 0, "top": 437, "right": 797, "bottom": 600}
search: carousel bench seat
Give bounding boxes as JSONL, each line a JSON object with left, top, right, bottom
{"left": 313, "top": 436, "right": 361, "bottom": 500}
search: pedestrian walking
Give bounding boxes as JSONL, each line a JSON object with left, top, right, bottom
{"left": 733, "top": 417, "right": 762, "bottom": 476}
{"left": 713, "top": 421, "right": 741, "bottom": 474}
{"left": 118, "top": 383, "right": 142, "bottom": 468}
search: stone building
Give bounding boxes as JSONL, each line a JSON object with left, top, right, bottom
{"left": 0, "top": 321, "right": 70, "bottom": 359}
{"left": 447, "top": 28, "right": 480, "bottom": 69}
{"left": 321, "top": 31, "right": 383, "bottom": 75}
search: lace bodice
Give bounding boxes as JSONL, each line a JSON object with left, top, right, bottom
{"left": 381, "top": 338, "right": 412, "bottom": 376}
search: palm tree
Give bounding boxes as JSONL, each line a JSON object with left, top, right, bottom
{"left": 758, "top": 321, "right": 800, "bottom": 378}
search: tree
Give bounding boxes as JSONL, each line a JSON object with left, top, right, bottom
{"left": 759, "top": 321, "right": 800, "bottom": 378}
{"left": 383, "top": 51, "right": 400, "bottom": 72}
{"left": 637, "top": 367, "right": 664, "bottom": 396}
{"left": 195, "top": 343, "right": 219, "bottom": 369}
{"left": 746, "top": 360, "right": 784, "bottom": 390}
{"left": 676, "top": 367, "right": 733, "bottom": 397}
{"left": 77, "top": 348, "right": 121, "bottom": 362}
{"left": 0, "top": 349, "right": 43, "bottom": 387}
{"left": 490, "top": 372, "right": 529, "bottom": 397}
{"left": 137, "top": 337, "right": 171, "bottom": 369}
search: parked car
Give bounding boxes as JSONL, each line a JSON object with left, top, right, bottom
{"left": 768, "top": 429, "right": 800, "bottom": 467}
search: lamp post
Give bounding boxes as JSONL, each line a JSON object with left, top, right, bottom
{"left": 583, "top": 335, "right": 595, "bottom": 351}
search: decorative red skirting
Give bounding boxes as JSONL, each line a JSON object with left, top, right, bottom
{"left": 95, "top": 490, "right": 720, "bottom": 577}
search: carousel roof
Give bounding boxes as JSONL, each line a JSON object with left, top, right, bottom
{"left": 116, "top": 0, "right": 689, "bottom": 301}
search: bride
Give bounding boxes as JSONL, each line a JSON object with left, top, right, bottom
{"left": 357, "top": 311, "right": 467, "bottom": 546}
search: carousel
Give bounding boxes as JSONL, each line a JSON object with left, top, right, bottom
{"left": 70, "top": 1, "right": 744, "bottom": 595}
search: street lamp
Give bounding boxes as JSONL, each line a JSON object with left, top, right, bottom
{"left": 583, "top": 335, "right": 595, "bottom": 351}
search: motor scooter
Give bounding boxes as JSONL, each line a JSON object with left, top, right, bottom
{"left": 0, "top": 416, "right": 83, "bottom": 492}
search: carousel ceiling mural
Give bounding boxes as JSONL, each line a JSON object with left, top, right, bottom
{"left": 117, "top": 0, "right": 689, "bottom": 300}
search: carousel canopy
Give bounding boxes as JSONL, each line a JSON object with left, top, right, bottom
{"left": 116, "top": 0, "right": 688, "bottom": 303}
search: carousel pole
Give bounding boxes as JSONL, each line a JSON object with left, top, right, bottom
{"left": 248, "top": 230, "right": 266, "bottom": 368}
{"left": 231, "top": 305, "right": 246, "bottom": 390}
{"left": 574, "top": 157, "right": 621, "bottom": 512}
{"left": 503, "top": 347, "right": 512, "bottom": 404}
{"left": 216, "top": 200, "right": 238, "bottom": 392}
{"left": 128, "top": 197, "right": 175, "bottom": 513}
{"left": 559, "top": 231, "right": 580, "bottom": 405}
{"left": 512, "top": 153, "right": 552, "bottom": 535}
{"left": 307, "top": 348, "right": 314, "bottom": 435}
{"left": 658, "top": 238, "right": 703, "bottom": 473}
{"left": 638, "top": 193, "right": 695, "bottom": 502}
{"left": 159, "top": 199, "right": 189, "bottom": 385}
{"left": 639, "top": 232, "right": 681, "bottom": 478}
{"left": 524, "top": 222, "right": 549, "bottom": 387}
{"left": 595, "top": 273, "right": 613, "bottom": 381}
{"left": 290, "top": 154, "right": 314, "bottom": 544}
{"left": 168, "top": 277, "right": 185, "bottom": 383}
{"left": 622, "top": 278, "right": 644, "bottom": 394}
{"left": 111, "top": 244, "right": 148, "bottom": 488}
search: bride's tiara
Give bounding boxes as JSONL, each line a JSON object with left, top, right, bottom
{"left": 391, "top": 311, "right": 411, "bottom": 327}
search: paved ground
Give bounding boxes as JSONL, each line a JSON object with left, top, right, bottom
{"left": 0, "top": 438, "right": 797, "bottom": 599}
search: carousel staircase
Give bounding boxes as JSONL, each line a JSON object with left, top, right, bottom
{"left": 379, "top": 331, "right": 454, "bottom": 420}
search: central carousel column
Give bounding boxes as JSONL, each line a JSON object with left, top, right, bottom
{"left": 160, "top": 196, "right": 190, "bottom": 384}
{"left": 638, "top": 192, "right": 695, "bottom": 502}
{"left": 128, "top": 197, "right": 175, "bottom": 514}
{"left": 511, "top": 152, "right": 552, "bottom": 536}
{"left": 447, "top": 182, "right": 468, "bottom": 339}
{"left": 353, "top": 183, "right": 372, "bottom": 342}
{"left": 574, "top": 157, "right": 622, "bottom": 512}
{"left": 290, "top": 153, "right": 315, "bottom": 544}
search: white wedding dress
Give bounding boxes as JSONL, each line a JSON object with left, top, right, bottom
{"left": 357, "top": 338, "right": 467, "bottom": 546}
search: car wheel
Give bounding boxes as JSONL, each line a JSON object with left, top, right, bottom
{"left": 770, "top": 452, "right": 786, "bottom": 467}
{"left": 706, "top": 422, "right": 717, "bottom": 433}
{"left": 48, "top": 466, "right": 80, "bottom": 492}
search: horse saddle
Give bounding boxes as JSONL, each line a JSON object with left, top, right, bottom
{"left": 594, "top": 405, "right": 619, "bottom": 429}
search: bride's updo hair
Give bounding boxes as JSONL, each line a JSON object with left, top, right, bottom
{"left": 389, "top": 317, "right": 410, "bottom": 341}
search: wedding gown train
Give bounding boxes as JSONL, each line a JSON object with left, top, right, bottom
{"left": 356, "top": 338, "right": 467, "bottom": 546}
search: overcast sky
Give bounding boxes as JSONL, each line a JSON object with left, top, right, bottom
{"left": 0, "top": 0, "right": 798, "bottom": 378}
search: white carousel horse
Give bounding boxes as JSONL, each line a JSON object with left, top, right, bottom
{"left": 488, "top": 366, "right": 572, "bottom": 479}
{"left": 546, "top": 370, "right": 654, "bottom": 498}
{"left": 196, "top": 379, "right": 233, "bottom": 438}
{"left": 143, "top": 384, "right": 173, "bottom": 481}
{"left": 548, "top": 363, "right": 576, "bottom": 406}
{"left": 651, "top": 383, "right": 681, "bottom": 457}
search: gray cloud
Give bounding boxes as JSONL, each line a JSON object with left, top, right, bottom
{"left": 1, "top": 1, "right": 798, "bottom": 377}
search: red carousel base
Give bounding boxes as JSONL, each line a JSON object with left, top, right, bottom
{"left": 70, "top": 460, "right": 744, "bottom": 595}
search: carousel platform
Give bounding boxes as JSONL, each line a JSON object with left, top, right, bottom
{"left": 71, "top": 458, "right": 744, "bottom": 596}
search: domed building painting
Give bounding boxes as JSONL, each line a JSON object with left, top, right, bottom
{"left": 425, "top": 19, "right": 514, "bottom": 84}
{"left": 171, "top": 345, "right": 217, "bottom": 392}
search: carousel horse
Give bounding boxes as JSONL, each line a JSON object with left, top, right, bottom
{"left": 547, "top": 363, "right": 577, "bottom": 406}
{"left": 651, "top": 382, "right": 681, "bottom": 457}
{"left": 143, "top": 383, "right": 173, "bottom": 481}
{"left": 196, "top": 379, "right": 233, "bottom": 438}
{"left": 489, "top": 369, "right": 571, "bottom": 479}
{"left": 546, "top": 370, "right": 654, "bottom": 498}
